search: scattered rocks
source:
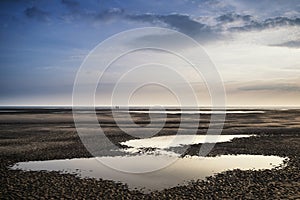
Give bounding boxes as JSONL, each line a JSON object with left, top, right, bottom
{"left": 1, "top": 110, "right": 300, "bottom": 199}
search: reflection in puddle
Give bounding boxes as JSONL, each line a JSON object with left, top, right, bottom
{"left": 10, "top": 135, "right": 286, "bottom": 192}
{"left": 125, "top": 110, "right": 265, "bottom": 114}
{"left": 121, "top": 135, "right": 253, "bottom": 149}
{"left": 11, "top": 154, "right": 285, "bottom": 192}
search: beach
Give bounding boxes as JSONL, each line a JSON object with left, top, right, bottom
{"left": 1, "top": 108, "right": 300, "bottom": 199}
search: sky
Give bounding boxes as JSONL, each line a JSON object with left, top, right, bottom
{"left": 0, "top": 0, "right": 300, "bottom": 106}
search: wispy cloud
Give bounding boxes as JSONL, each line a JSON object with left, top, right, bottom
{"left": 24, "top": 6, "right": 50, "bottom": 22}
{"left": 16, "top": 1, "right": 300, "bottom": 46}
{"left": 61, "top": 0, "right": 79, "bottom": 10}
{"left": 126, "top": 13, "right": 210, "bottom": 37}
{"left": 229, "top": 17, "right": 300, "bottom": 31}
{"left": 270, "top": 40, "right": 300, "bottom": 48}
{"left": 238, "top": 83, "right": 300, "bottom": 92}
{"left": 95, "top": 8, "right": 125, "bottom": 22}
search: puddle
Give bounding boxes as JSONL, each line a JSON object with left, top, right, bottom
{"left": 121, "top": 135, "right": 252, "bottom": 149}
{"left": 11, "top": 154, "right": 285, "bottom": 192}
{"left": 125, "top": 110, "right": 265, "bottom": 114}
{"left": 10, "top": 134, "right": 286, "bottom": 192}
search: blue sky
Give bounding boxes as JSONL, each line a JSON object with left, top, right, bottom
{"left": 0, "top": 0, "right": 300, "bottom": 106}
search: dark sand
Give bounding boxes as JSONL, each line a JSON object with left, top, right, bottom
{"left": 0, "top": 108, "right": 300, "bottom": 199}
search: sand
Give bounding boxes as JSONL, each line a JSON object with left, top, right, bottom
{"left": 0, "top": 108, "right": 300, "bottom": 199}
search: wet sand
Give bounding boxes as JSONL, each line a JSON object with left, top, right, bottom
{"left": 1, "top": 108, "right": 300, "bottom": 199}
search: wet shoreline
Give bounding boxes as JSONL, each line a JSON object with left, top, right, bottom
{"left": 1, "top": 109, "right": 300, "bottom": 199}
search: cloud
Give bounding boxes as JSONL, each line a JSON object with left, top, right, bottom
{"left": 270, "top": 40, "right": 300, "bottom": 48}
{"left": 238, "top": 84, "right": 300, "bottom": 92}
{"left": 61, "top": 0, "right": 79, "bottom": 10}
{"left": 92, "top": 9, "right": 210, "bottom": 37}
{"left": 95, "top": 8, "right": 124, "bottom": 22}
{"left": 24, "top": 6, "right": 50, "bottom": 22}
{"left": 230, "top": 16, "right": 300, "bottom": 31}
{"left": 216, "top": 13, "right": 253, "bottom": 23}
{"left": 93, "top": 10, "right": 218, "bottom": 41}
{"left": 127, "top": 13, "right": 212, "bottom": 37}
{"left": 21, "top": 4, "right": 300, "bottom": 45}
{"left": 208, "top": 0, "right": 300, "bottom": 19}
{"left": 91, "top": 8, "right": 300, "bottom": 39}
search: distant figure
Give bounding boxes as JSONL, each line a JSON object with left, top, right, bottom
{"left": 115, "top": 106, "right": 119, "bottom": 109}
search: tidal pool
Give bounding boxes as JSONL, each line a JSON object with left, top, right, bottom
{"left": 11, "top": 154, "right": 285, "bottom": 192}
{"left": 125, "top": 110, "right": 265, "bottom": 114}
{"left": 121, "top": 135, "right": 253, "bottom": 149}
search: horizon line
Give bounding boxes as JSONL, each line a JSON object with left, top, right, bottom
{"left": 0, "top": 105, "right": 300, "bottom": 108}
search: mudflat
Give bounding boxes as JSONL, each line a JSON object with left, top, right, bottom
{"left": 1, "top": 108, "right": 300, "bottom": 199}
